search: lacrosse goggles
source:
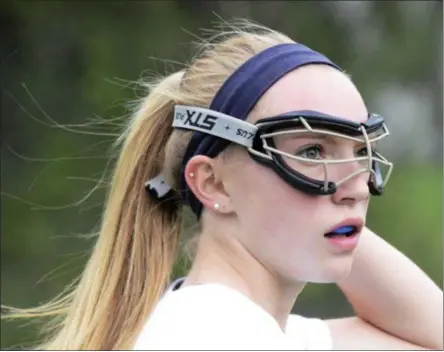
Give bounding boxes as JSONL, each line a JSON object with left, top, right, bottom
{"left": 172, "top": 105, "right": 393, "bottom": 197}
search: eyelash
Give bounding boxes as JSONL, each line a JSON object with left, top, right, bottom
{"left": 296, "top": 144, "right": 324, "bottom": 160}
{"left": 295, "top": 144, "right": 378, "bottom": 159}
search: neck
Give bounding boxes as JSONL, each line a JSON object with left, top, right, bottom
{"left": 183, "top": 226, "right": 305, "bottom": 331}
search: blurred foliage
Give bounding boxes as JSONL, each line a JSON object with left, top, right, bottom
{"left": 1, "top": 1, "right": 442, "bottom": 349}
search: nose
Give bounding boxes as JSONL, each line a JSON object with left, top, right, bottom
{"left": 331, "top": 160, "right": 370, "bottom": 206}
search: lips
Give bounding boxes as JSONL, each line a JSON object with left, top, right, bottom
{"left": 324, "top": 218, "right": 364, "bottom": 238}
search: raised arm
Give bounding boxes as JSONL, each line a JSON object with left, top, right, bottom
{"left": 327, "top": 227, "right": 443, "bottom": 350}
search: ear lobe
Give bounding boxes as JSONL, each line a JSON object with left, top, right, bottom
{"left": 184, "top": 155, "right": 233, "bottom": 214}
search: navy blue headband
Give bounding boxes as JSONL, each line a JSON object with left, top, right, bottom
{"left": 180, "top": 43, "right": 343, "bottom": 217}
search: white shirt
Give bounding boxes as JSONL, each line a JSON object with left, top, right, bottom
{"left": 133, "top": 280, "right": 332, "bottom": 350}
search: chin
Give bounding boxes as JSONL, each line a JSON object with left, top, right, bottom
{"left": 291, "top": 256, "right": 355, "bottom": 284}
{"left": 319, "top": 256, "right": 354, "bottom": 283}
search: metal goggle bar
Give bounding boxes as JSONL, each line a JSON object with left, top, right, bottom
{"left": 249, "top": 111, "right": 393, "bottom": 195}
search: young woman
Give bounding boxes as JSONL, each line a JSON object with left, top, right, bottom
{"left": 4, "top": 20, "right": 442, "bottom": 350}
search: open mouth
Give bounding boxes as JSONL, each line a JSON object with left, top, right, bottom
{"left": 324, "top": 225, "right": 359, "bottom": 238}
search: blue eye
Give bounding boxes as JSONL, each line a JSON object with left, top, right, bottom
{"left": 296, "top": 144, "right": 323, "bottom": 160}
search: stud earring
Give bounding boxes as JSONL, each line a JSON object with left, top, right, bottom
{"left": 189, "top": 172, "right": 195, "bottom": 178}
{"left": 214, "top": 203, "right": 220, "bottom": 210}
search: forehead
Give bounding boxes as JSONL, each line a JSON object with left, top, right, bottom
{"left": 250, "top": 64, "right": 368, "bottom": 124}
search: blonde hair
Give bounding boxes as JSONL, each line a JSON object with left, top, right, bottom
{"left": 2, "top": 19, "right": 294, "bottom": 350}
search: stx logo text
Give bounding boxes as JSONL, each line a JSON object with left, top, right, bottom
{"left": 179, "top": 110, "right": 218, "bottom": 131}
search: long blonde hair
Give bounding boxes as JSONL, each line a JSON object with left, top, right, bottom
{"left": 2, "top": 19, "right": 294, "bottom": 350}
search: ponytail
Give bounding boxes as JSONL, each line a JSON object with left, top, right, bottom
{"left": 2, "top": 71, "right": 185, "bottom": 350}
{"left": 3, "top": 18, "right": 297, "bottom": 350}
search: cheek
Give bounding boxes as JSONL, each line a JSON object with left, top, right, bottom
{"left": 230, "top": 161, "right": 329, "bottom": 240}
{"left": 229, "top": 162, "right": 343, "bottom": 278}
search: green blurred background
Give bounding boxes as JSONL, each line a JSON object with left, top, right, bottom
{"left": 1, "top": 1, "right": 442, "bottom": 349}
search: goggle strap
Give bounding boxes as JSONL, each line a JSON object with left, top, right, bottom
{"left": 173, "top": 105, "right": 257, "bottom": 148}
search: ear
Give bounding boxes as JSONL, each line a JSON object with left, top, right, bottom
{"left": 184, "top": 155, "right": 233, "bottom": 215}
